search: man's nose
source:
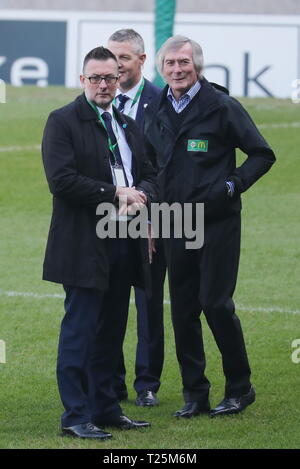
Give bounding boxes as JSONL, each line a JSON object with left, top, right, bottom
{"left": 173, "top": 62, "right": 183, "bottom": 73}
{"left": 98, "top": 80, "right": 108, "bottom": 89}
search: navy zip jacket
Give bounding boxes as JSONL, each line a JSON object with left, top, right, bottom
{"left": 144, "top": 77, "right": 275, "bottom": 221}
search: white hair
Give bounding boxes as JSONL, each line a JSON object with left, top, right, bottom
{"left": 156, "top": 35, "right": 204, "bottom": 78}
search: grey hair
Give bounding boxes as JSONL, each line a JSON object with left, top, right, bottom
{"left": 108, "top": 29, "right": 145, "bottom": 55}
{"left": 156, "top": 35, "right": 204, "bottom": 78}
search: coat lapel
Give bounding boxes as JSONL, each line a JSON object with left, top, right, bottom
{"left": 155, "top": 79, "right": 222, "bottom": 141}
{"left": 136, "top": 79, "right": 155, "bottom": 130}
{"left": 177, "top": 78, "right": 222, "bottom": 138}
{"left": 75, "top": 94, "right": 114, "bottom": 181}
{"left": 135, "top": 89, "right": 147, "bottom": 129}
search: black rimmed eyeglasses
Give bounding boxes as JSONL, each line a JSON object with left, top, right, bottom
{"left": 84, "top": 75, "right": 119, "bottom": 85}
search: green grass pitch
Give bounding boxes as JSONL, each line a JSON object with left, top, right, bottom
{"left": 0, "top": 86, "right": 299, "bottom": 449}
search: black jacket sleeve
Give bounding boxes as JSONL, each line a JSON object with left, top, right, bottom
{"left": 42, "top": 112, "right": 116, "bottom": 206}
{"left": 225, "top": 97, "right": 276, "bottom": 193}
{"left": 135, "top": 155, "right": 158, "bottom": 205}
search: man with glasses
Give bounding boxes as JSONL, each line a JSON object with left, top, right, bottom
{"left": 42, "top": 47, "right": 157, "bottom": 439}
{"left": 108, "top": 29, "right": 165, "bottom": 408}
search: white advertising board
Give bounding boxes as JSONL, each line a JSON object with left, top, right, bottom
{"left": 0, "top": 10, "right": 299, "bottom": 97}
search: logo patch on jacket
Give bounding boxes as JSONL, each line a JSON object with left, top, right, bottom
{"left": 187, "top": 139, "right": 208, "bottom": 152}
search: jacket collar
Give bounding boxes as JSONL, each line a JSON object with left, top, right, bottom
{"left": 75, "top": 93, "right": 131, "bottom": 130}
{"left": 74, "top": 93, "right": 137, "bottom": 171}
{"left": 75, "top": 93, "right": 98, "bottom": 120}
{"left": 112, "top": 105, "right": 130, "bottom": 128}
{"left": 154, "top": 77, "right": 224, "bottom": 136}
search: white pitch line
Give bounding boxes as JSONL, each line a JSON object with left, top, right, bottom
{"left": 0, "top": 144, "right": 40, "bottom": 153}
{"left": 0, "top": 289, "right": 299, "bottom": 315}
{"left": 258, "top": 122, "right": 300, "bottom": 129}
{"left": 163, "top": 302, "right": 300, "bottom": 316}
{"left": 0, "top": 289, "right": 64, "bottom": 299}
{"left": 236, "top": 304, "right": 300, "bottom": 315}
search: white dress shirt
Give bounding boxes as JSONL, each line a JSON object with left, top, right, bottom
{"left": 97, "top": 105, "right": 133, "bottom": 187}
{"left": 115, "top": 76, "right": 144, "bottom": 120}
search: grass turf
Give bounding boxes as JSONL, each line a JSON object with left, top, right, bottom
{"left": 0, "top": 86, "right": 299, "bottom": 449}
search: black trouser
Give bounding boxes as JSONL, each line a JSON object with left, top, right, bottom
{"left": 57, "top": 237, "right": 136, "bottom": 427}
{"left": 164, "top": 213, "right": 251, "bottom": 402}
{"left": 114, "top": 239, "right": 166, "bottom": 395}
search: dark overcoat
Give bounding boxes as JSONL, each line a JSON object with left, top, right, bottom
{"left": 42, "top": 93, "right": 157, "bottom": 291}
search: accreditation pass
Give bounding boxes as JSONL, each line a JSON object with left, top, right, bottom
{"left": 112, "top": 164, "right": 127, "bottom": 187}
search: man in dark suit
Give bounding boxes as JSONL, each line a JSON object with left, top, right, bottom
{"left": 108, "top": 29, "right": 166, "bottom": 407}
{"left": 42, "top": 46, "right": 157, "bottom": 439}
{"left": 144, "top": 35, "right": 276, "bottom": 419}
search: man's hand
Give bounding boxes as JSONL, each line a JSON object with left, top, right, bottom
{"left": 148, "top": 223, "right": 156, "bottom": 264}
{"left": 116, "top": 186, "right": 148, "bottom": 216}
{"left": 118, "top": 201, "right": 145, "bottom": 216}
{"left": 115, "top": 186, "right": 147, "bottom": 205}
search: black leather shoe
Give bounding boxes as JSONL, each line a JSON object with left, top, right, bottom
{"left": 174, "top": 401, "right": 210, "bottom": 418}
{"left": 210, "top": 386, "right": 256, "bottom": 418}
{"left": 62, "top": 423, "right": 112, "bottom": 439}
{"left": 98, "top": 414, "right": 151, "bottom": 430}
{"left": 135, "top": 390, "right": 159, "bottom": 407}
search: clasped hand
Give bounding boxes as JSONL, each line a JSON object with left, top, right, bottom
{"left": 115, "top": 186, "right": 147, "bottom": 216}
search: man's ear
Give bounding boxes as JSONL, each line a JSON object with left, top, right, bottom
{"left": 79, "top": 74, "right": 85, "bottom": 89}
{"left": 139, "top": 54, "right": 147, "bottom": 66}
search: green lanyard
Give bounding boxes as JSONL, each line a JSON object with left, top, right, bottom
{"left": 87, "top": 99, "right": 119, "bottom": 165}
{"left": 114, "top": 77, "right": 145, "bottom": 117}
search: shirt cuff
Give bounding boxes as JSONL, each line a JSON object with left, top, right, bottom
{"left": 225, "top": 181, "right": 235, "bottom": 197}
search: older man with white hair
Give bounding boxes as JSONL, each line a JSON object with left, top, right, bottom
{"left": 144, "top": 35, "right": 275, "bottom": 419}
